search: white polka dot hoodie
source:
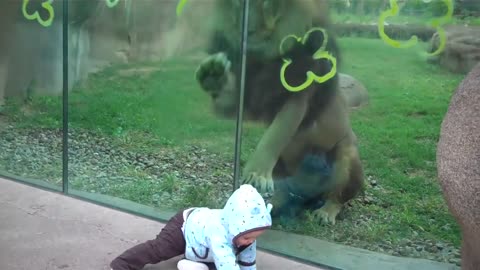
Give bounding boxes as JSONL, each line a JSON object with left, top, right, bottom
{"left": 182, "top": 184, "right": 273, "bottom": 270}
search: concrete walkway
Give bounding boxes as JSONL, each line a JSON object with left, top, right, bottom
{"left": 0, "top": 178, "right": 323, "bottom": 270}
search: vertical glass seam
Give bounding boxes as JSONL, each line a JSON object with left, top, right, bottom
{"left": 62, "top": 0, "right": 69, "bottom": 194}
{"left": 233, "top": 0, "right": 250, "bottom": 192}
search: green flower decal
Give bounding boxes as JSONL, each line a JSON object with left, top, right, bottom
{"left": 378, "top": 0, "right": 453, "bottom": 56}
{"left": 22, "top": 0, "right": 55, "bottom": 28}
{"left": 279, "top": 27, "right": 337, "bottom": 92}
{"left": 22, "top": 0, "right": 120, "bottom": 27}
{"left": 426, "top": 0, "right": 454, "bottom": 56}
{"left": 105, "top": 0, "right": 120, "bottom": 8}
{"left": 176, "top": 0, "right": 189, "bottom": 17}
{"left": 378, "top": 0, "right": 418, "bottom": 49}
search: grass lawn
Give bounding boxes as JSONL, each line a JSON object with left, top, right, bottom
{"left": 0, "top": 36, "right": 465, "bottom": 261}
{"left": 331, "top": 10, "right": 480, "bottom": 26}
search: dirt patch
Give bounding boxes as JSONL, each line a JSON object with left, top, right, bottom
{"left": 405, "top": 168, "right": 428, "bottom": 178}
{"left": 0, "top": 114, "right": 8, "bottom": 130}
{"left": 407, "top": 111, "right": 428, "bottom": 118}
{"left": 117, "top": 67, "right": 162, "bottom": 77}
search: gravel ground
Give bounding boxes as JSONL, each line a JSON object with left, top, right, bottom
{"left": 0, "top": 123, "right": 233, "bottom": 208}
{"left": 0, "top": 123, "right": 461, "bottom": 266}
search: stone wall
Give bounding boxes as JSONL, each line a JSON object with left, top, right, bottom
{"left": 0, "top": 1, "right": 19, "bottom": 105}
{"left": 0, "top": 0, "right": 216, "bottom": 102}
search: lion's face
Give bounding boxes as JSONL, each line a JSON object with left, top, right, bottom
{"left": 217, "top": 0, "right": 319, "bottom": 60}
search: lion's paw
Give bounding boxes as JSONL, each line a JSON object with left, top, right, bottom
{"left": 311, "top": 201, "right": 342, "bottom": 225}
{"left": 195, "top": 52, "right": 231, "bottom": 97}
{"left": 241, "top": 171, "right": 275, "bottom": 195}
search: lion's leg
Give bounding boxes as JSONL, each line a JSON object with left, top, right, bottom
{"left": 242, "top": 95, "right": 309, "bottom": 193}
{"left": 195, "top": 53, "right": 311, "bottom": 194}
{"left": 312, "top": 140, "right": 363, "bottom": 224}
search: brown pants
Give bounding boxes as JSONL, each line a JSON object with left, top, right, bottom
{"left": 110, "top": 210, "right": 187, "bottom": 270}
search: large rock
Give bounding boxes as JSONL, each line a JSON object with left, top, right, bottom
{"left": 437, "top": 63, "right": 480, "bottom": 270}
{"left": 429, "top": 26, "right": 480, "bottom": 74}
{"left": 338, "top": 73, "right": 369, "bottom": 109}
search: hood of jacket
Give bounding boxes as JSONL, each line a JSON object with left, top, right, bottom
{"left": 220, "top": 184, "right": 273, "bottom": 245}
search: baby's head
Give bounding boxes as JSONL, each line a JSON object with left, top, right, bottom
{"left": 221, "top": 184, "right": 273, "bottom": 247}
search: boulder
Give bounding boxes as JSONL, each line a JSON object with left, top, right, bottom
{"left": 437, "top": 63, "right": 480, "bottom": 270}
{"left": 429, "top": 26, "right": 480, "bottom": 74}
{"left": 338, "top": 73, "right": 369, "bottom": 109}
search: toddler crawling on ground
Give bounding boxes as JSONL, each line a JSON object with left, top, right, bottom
{"left": 110, "top": 184, "right": 272, "bottom": 270}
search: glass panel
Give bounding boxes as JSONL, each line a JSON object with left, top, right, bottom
{"left": 0, "top": 0, "right": 65, "bottom": 190}
{"left": 238, "top": 0, "right": 478, "bottom": 268}
{"left": 66, "top": 0, "right": 242, "bottom": 214}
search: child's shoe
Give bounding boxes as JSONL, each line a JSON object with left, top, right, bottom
{"left": 177, "top": 259, "right": 209, "bottom": 270}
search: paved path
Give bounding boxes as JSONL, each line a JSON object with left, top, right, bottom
{"left": 0, "top": 178, "right": 323, "bottom": 270}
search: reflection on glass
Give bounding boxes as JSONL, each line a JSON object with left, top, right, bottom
{"left": 237, "top": 0, "right": 478, "bottom": 267}
{"left": 0, "top": 0, "right": 64, "bottom": 189}
{"left": 66, "top": 0, "right": 240, "bottom": 213}
{"left": 1, "top": 0, "right": 478, "bottom": 268}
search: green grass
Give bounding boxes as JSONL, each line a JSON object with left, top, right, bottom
{"left": 1, "top": 36, "right": 465, "bottom": 258}
{"left": 5, "top": 58, "right": 238, "bottom": 156}
{"left": 331, "top": 11, "right": 480, "bottom": 26}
